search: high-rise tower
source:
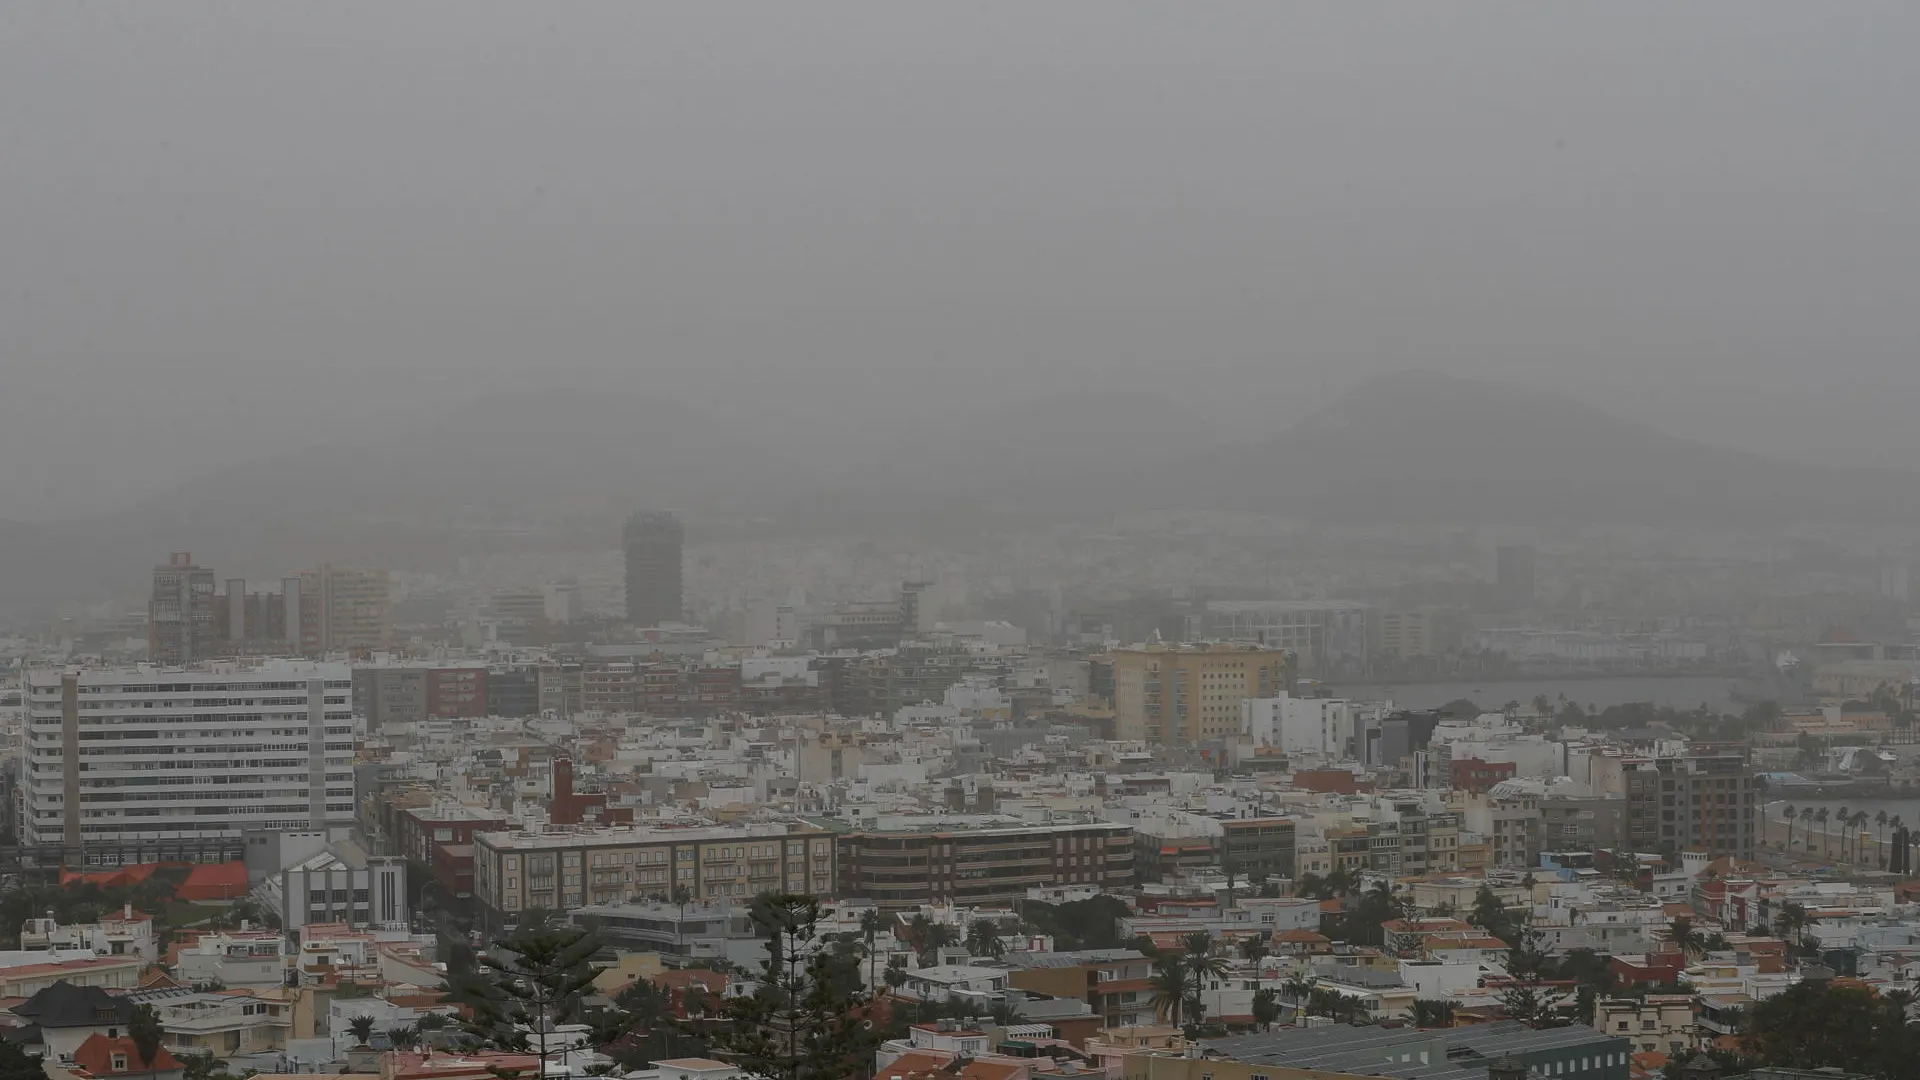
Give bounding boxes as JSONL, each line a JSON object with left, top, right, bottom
{"left": 148, "top": 552, "right": 217, "bottom": 665}
{"left": 624, "top": 510, "right": 685, "bottom": 626}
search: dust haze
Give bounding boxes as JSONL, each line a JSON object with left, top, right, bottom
{"left": 3, "top": 2, "right": 1920, "bottom": 605}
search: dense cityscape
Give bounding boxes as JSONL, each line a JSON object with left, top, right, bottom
{"left": 8, "top": 4, "right": 1920, "bottom": 1080}
{"left": 3, "top": 506, "right": 1920, "bottom": 1080}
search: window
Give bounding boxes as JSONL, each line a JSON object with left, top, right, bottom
{"left": 112, "top": 1056, "right": 128, "bottom": 1071}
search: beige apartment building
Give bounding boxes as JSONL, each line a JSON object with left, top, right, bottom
{"left": 299, "top": 564, "right": 391, "bottom": 652}
{"left": 473, "top": 823, "right": 834, "bottom": 934}
{"left": 1110, "top": 642, "right": 1291, "bottom": 744}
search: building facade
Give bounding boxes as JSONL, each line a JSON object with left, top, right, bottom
{"left": 1626, "top": 752, "right": 1758, "bottom": 861}
{"left": 836, "top": 822, "right": 1134, "bottom": 910}
{"left": 623, "top": 510, "right": 685, "bottom": 626}
{"left": 472, "top": 823, "right": 834, "bottom": 934}
{"left": 1199, "top": 600, "right": 1372, "bottom": 678}
{"left": 298, "top": 565, "right": 391, "bottom": 652}
{"left": 148, "top": 554, "right": 217, "bottom": 666}
{"left": 20, "top": 662, "right": 355, "bottom": 867}
{"left": 1112, "top": 643, "right": 1291, "bottom": 744}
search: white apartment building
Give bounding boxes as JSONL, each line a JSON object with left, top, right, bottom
{"left": 21, "top": 662, "right": 355, "bottom": 865}
{"left": 1241, "top": 694, "right": 1389, "bottom": 758}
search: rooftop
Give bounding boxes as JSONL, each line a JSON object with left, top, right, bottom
{"left": 1204, "top": 1019, "right": 1627, "bottom": 1080}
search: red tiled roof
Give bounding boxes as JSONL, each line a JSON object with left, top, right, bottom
{"left": 73, "top": 1033, "right": 183, "bottom": 1076}
{"left": 178, "top": 862, "right": 250, "bottom": 901}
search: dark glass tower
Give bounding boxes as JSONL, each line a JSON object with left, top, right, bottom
{"left": 623, "top": 510, "right": 685, "bottom": 625}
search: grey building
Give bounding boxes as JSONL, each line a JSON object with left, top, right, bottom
{"left": 1205, "top": 1019, "right": 1630, "bottom": 1080}
{"left": 623, "top": 510, "right": 685, "bottom": 626}
{"left": 1541, "top": 794, "right": 1627, "bottom": 853}
{"left": 486, "top": 668, "right": 541, "bottom": 717}
{"left": 567, "top": 901, "right": 764, "bottom": 970}
{"left": 353, "top": 667, "right": 428, "bottom": 730}
{"left": 1626, "top": 752, "right": 1758, "bottom": 861}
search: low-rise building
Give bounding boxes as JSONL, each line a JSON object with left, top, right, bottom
{"left": 1004, "top": 949, "right": 1156, "bottom": 1029}
{"left": 473, "top": 823, "right": 835, "bottom": 934}
{"left": 837, "top": 821, "right": 1133, "bottom": 910}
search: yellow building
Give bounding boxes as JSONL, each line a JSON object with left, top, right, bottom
{"left": 1110, "top": 642, "right": 1292, "bottom": 744}
{"left": 299, "top": 564, "right": 392, "bottom": 653}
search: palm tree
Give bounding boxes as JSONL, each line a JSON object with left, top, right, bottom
{"left": 1411, "top": 999, "right": 1456, "bottom": 1029}
{"left": 346, "top": 1015, "right": 377, "bottom": 1048}
{"left": 1773, "top": 901, "right": 1811, "bottom": 947}
{"left": 1855, "top": 812, "right": 1873, "bottom": 865}
{"left": 1837, "top": 806, "right": 1851, "bottom": 859}
{"left": 1877, "top": 811, "right": 1891, "bottom": 866}
{"left": 1799, "top": 806, "right": 1814, "bottom": 851}
{"left": 1182, "top": 931, "right": 1228, "bottom": 1027}
{"left": 386, "top": 1026, "right": 419, "bottom": 1051}
{"left": 965, "top": 919, "right": 1005, "bottom": 960}
{"left": 1239, "top": 935, "right": 1270, "bottom": 1001}
{"left": 860, "top": 909, "right": 884, "bottom": 991}
{"left": 1667, "top": 917, "right": 1706, "bottom": 961}
{"left": 1815, "top": 808, "right": 1831, "bottom": 857}
{"left": 1883, "top": 987, "right": 1915, "bottom": 1024}
{"left": 1151, "top": 955, "right": 1193, "bottom": 1028}
{"left": 919, "top": 922, "right": 958, "bottom": 966}
{"left": 1283, "top": 970, "right": 1317, "bottom": 1021}
{"left": 1783, "top": 804, "right": 1797, "bottom": 850}
{"left": 1221, "top": 858, "right": 1242, "bottom": 909}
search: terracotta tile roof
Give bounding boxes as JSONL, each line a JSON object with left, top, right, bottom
{"left": 73, "top": 1033, "right": 183, "bottom": 1076}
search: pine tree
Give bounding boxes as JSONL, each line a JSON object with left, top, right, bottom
{"left": 457, "top": 922, "right": 604, "bottom": 1079}
{"left": 708, "top": 892, "right": 877, "bottom": 1080}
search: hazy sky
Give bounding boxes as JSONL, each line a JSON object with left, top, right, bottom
{"left": 4, "top": 2, "right": 1918, "bottom": 519}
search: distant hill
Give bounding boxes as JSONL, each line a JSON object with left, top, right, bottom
{"left": 0, "top": 387, "right": 815, "bottom": 607}
{"left": 1167, "top": 370, "right": 1920, "bottom": 523}
{"left": 3, "top": 372, "right": 1917, "bottom": 610}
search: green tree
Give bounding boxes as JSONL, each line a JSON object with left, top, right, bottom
{"left": 1251, "top": 987, "right": 1281, "bottom": 1032}
{"left": 1469, "top": 885, "right": 1515, "bottom": 943}
{"left": 0, "top": 1039, "right": 55, "bottom": 1080}
{"left": 130, "top": 1004, "right": 167, "bottom": 1080}
{"left": 457, "top": 922, "right": 603, "bottom": 1077}
{"left": 1782, "top": 804, "right": 1797, "bottom": 850}
{"left": 1877, "top": 811, "right": 1891, "bottom": 866}
{"left": 346, "top": 1015, "right": 377, "bottom": 1048}
{"left": 964, "top": 920, "right": 1005, "bottom": 960}
{"left": 1282, "top": 970, "right": 1316, "bottom": 1019}
{"left": 1238, "top": 935, "right": 1269, "bottom": 1002}
{"left": 1150, "top": 956, "right": 1193, "bottom": 1028}
{"left": 1411, "top": 999, "right": 1456, "bottom": 1028}
{"left": 1667, "top": 917, "right": 1706, "bottom": 961}
{"left": 1181, "top": 931, "right": 1228, "bottom": 1029}
{"left": 1500, "top": 926, "right": 1552, "bottom": 1025}
{"left": 706, "top": 892, "right": 877, "bottom": 1080}
{"left": 1815, "top": 808, "right": 1831, "bottom": 857}
{"left": 859, "top": 909, "right": 884, "bottom": 992}
{"left": 1339, "top": 882, "right": 1406, "bottom": 948}
{"left": 387, "top": 1026, "right": 419, "bottom": 1051}
{"left": 1746, "top": 981, "right": 1915, "bottom": 1078}
{"left": 1773, "top": 902, "right": 1813, "bottom": 948}
{"left": 917, "top": 922, "right": 958, "bottom": 966}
